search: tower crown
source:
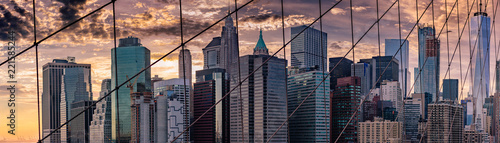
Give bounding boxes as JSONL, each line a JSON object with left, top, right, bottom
{"left": 253, "top": 30, "right": 269, "bottom": 55}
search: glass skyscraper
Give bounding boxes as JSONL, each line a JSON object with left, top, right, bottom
{"left": 291, "top": 25, "right": 328, "bottom": 71}
{"left": 42, "top": 57, "right": 91, "bottom": 143}
{"left": 471, "top": 11, "right": 491, "bottom": 130}
{"left": 329, "top": 57, "right": 353, "bottom": 90}
{"left": 385, "top": 39, "right": 410, "bottom": 98}
{"left": 330, "top": 76, "right": 361, "bottom": 142}
{"left": 442, "top": 79, "right": 459, "bottom": 101}
{"left": 414, "top": 26, "right": 440, "bottom": 102}
{"left": 111, "top": 36, "right": 151, "bottom": 142}
{"left": 359, "top": 56, "right": 399, "bottom": 88}
{"left": 287, "top": 66, "right": 330, "bottom": 142}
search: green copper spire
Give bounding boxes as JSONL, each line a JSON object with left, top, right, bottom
{"left": 253, "top": 29, "right": 269, "bottom": 55}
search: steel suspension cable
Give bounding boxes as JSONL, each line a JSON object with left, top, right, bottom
{"left": 318, "top": 0, "right": 329, "bottom": 142}
{"left": 178, "top": 0, "right": 190, "bottom": 141}
{"left": 234, "top": 0, "right": 245, "bottom": 142}
{"left": 40, "top": 1, "right": 255, "bottom": 141}
{"left": 174, "top": 1, "right": 345, "bottom": 142}
{"left": 112, "top": 0, "right": 120, "bottom": 142}
{"left": 33, "top": 0, "right": 40, "bottom": 141}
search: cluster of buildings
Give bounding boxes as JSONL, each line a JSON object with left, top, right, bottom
{"left": 40, "top": 8, "right": 500, "bottom": 143}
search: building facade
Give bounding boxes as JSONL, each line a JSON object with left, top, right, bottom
{"left": 193, "top": 68, "right": 230, "bottom": 142}
{"left": 415, "top": 26, "right": 440, "bottom": 103}
{"left": 427, "top": 100, "right": 463, "bottom": 143}
{"left": 42, "top": 57, "right": 91, "bottom": 143}
{"left": 403, "top": 99, "right": 421, "bottom": 142}
{"left": 358, "top": 117, "right": 402, "bottom": 143}
{"left": 230, "top": 32, "right": 287, "bottom": 142}
{"left": 380, "top": 80, "right": 403, "bottom": 114}
{"left": 89, "top": 79, "right": 112, "bottom": 143}
{"left": 111, "top": 36, "right": 151, "bottom": 142}
{"left": 359, "top": 56, "right": 399, "bottom": 88}
{"left": 290, "top": 25, "right": 328, "bottom": 71}
{"left": 130, "top": 92, "right": 155, "bottom": 143}
{"left": 69, "top": 100, "right": 96, "bottom": 143}
{"left": 287, "top": 66, "right": 330, "bottom": 142}
{"left": 329, "top": 57, "right": 353, "bottom": 90}
{"left": 331, "top": 76, "right": 361, "bottom": 142}
{"left": 352, "top": 63, "right": 371, "bottom": 96}
{"left": 385, "top": 39, "right": 410, "bottom": 98}
{"left": 442, "top": 79, "right": 459, "bottom": 101}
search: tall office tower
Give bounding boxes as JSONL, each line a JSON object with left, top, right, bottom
{"left": 154, "top": 95, "right": 168, "bottom": 143}
{"left": 442, "top": 79, "right": 459, "bottom": 101}
{"left": 220, "top": 15, "right": 239, "bottom": 70}
{"left": 462, "top": 97, "right": 475, "bottom": 126}
{"left": 230, "top": 32, "right": 287, "bottom": 142}
{"left": 130, "top": 92, "right": 155, "bottom": 143}
{"left": 287, "top": 66, "right": 330, "bottom": 142}
{"left": 111, "top": 36, "right": 151, "bottom": 142}
{"left": 178, "top": 49, "right": 192, "bottom": 85}
{"left": 329, "top": 57, "right": 353, "bottom": 90}
{"left": 358, "top": 117, "right": 402, "bottom": 143}
{"left": 352, "top": 63, "right": 372, "bottom": 96}
{"left": 359, "top": 56, "right": 399, "bottom": 88}
{"left": 203, "top": 37, "right": 222, "bottom": 69}
{"left": 290, "top": 25, "right": 328, "bottom": 71}
{"left": 89, "top": 79, "right": 112, "bottom": 143}
{"left": 69, "top": 100, "right": 96, "bottom": 143}
{"left": 496, "top": 61, "right": 500, "bottom": 93}
{"left": 193, "top": 68, "right": 230, "bottom": 142}
{"left": 411, "top": 93, "right": 432, "bottom": 119}
{"left": 427, "top": 100, "right": 463, "bottom": 143}
{"left": 178, "top": 48, "right": 193, "bottom": 133}
{"left": 385, "top": 39, "right": 410, "bottom": 98}
{"left": 380, "top": 80, "right": 403, "bottom": 114}
{"left": 42, "top": 57, "right": 91, "bottom": 143}
{"left": 414, "top": 25, "right": 440, "bottom": 103}
{"left": 154, "top": 78, "right": 190, "bottom": 142}
{"left": 331, "top": 76, "right": 361, "bottom": 142}
{"left": 471, "top": 10, "right": 491, "bottom": 130}
{"left": 403, "top": 98, "right": 421, "bottom": 142}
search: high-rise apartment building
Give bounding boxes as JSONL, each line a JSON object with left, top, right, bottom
{"left": 89, "top": 79, "right": 112, "bottom": 143}
{"left": 42, "top": 57, "right": 91, "bottom": 143}
{"left": 414, "top": 26, "right": 440, "bottom": 103}
{"left": 331, "top": 76, "right": 361, "bottom": 142}
{"left": 380, "top": 80, "right": 403, "bottom": 113}
{"left": 230, "top": 32, "right": 287, "bottom": 142}
{"left": 287, "top": 66, "right": 330, "bottom": 142}
{"left": 193, "top": 68, "right": 230, "bottom": 142}
{"left": 427, "top": 100, "right": 463, "bottom": 143}
{"left": 290, "top": 25, "right": 328, "bottom": 71}
{"left": 358, "top": 117, "right": 402, "bottom": 143}
{"left": 111, "top": 36, "right": 151, "bottom": 142}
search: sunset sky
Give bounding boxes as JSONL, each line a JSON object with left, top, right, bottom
{"left": 0, "top": 0, "right": 496, "bottom": 141}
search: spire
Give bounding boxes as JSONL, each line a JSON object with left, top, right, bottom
{"left": 253, "top": 29, "right": 269, "bottom": 55}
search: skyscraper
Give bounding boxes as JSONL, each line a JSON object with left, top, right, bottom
{"left": 178, "top": 49, "right": 192, "bottom": 85}
{"left": 42, "top": 57, "right": 91, "bottom": 143}
{"left": 154, "top": 95, "right": 168, "bottom": 143}
{"left": 385, "top": 39, "right": 410, "bottom": 98}
{"left": 427, "top": 100, "right": 463, "bottom": 143}
{"left": 291, "top": 25, "right": 328, "bottom": 71}
{"left": 442, "top": 79, "right": 459, "bottom": 101}
{"left": 359, "top": 56, "right": 399, "bottom": 88}
{"left": 111, "top": 36, "right": 151, "bottom": 142}
{"left": 471, "top": 10, "right": 491, "bottom": 130}
{"left": 230, "top": 32, "right": 287, "bottom": 142}
{"left": 154, "top": 78, "right": 190, "bottom": 142}
{"left": 287, "top": 66, "right": 330, "bottom": 142}
{"left": 193, "top": 68, "right": 230, "bottom": 142}
{"left": 351, "top": 63, "right": 371, "bottom": 96}
{"left": 69, "top": 100, "right": 96, "bottom": 143}
{"left": 414, "top": 25, "right": 440, "bottom": 102}
{"left": 329, "top": 57, "right": 353, "bottom": 90}
{"left": 403, "top": 98, "right": 421, "bottom": 142}
{"left": 130, "top": 92, "right": 155, "bottom": 143}
{"left": 495, "top": 61, "right": 500, "bottom": 93}
{"left": 89, "top": 79, "right": 112, "bottom": 143}
{"left": 331, "top": 76, "right": 361, "bottom": 142}
{"left": 380, "top": 80, "right": 403, "bottom": 114}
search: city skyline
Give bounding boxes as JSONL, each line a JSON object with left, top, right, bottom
{"left": 2, "top": 0, "right": 500, "bottom": 142}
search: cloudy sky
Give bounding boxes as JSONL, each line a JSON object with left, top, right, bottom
{"left": 0, "top": 0, "right": 497, "bottom": 141}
